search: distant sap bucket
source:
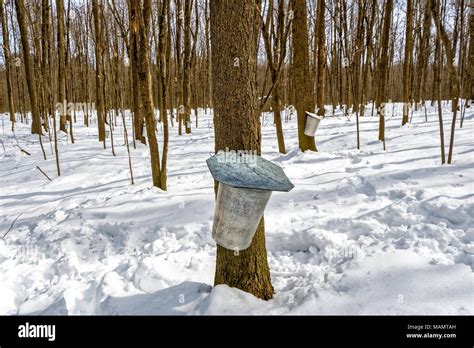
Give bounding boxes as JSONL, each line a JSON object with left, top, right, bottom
{"left": 342, "top": 57, "right": 349, "bottom": 68}
{"left": 212, "top": 183, "right": 272, "bottom": 250}
{"left": 141, "top": 124, "right": 146, "bottom": 137}
{"left": 186, "top": 121, "right": 192, "bottom": 128}
{"left": 304, "top": 111, "right": 322, "bottom": 137}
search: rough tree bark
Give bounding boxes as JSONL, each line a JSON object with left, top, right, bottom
{"left": 402, "top": 0, "right": 414, "bottom": 125}
{"left": 260, "top": 0, "right": 287, "bottom": 154}
{"left": 176, "top": 0, "right": 184, "bottom": 135}
{"left": 131, "top": 0, "right": 164, "bottom": 189}
{"left": 432, "top": 3, "right": 445, "bottom": 164}
{"left": 353, "top": 0, "right": 365, "bottom": 148}
{"left": 210, "top": 0, "right": 274, "bottom": 300}
{"left": 360, "top": 0, "right": 377, "bottom": 117}
{"left": 291, "top": 0, "right": 317, "bottom": 152}
{"left": 128, "top": 0, "right": 145, "bottom": 144}
{"left": 468, "top": 4, "right": 474, "bottom": 104}
{"left": 183, "top": 0, "right": 192, "bottom": 134}
{"left": 57, "top": 0, "right": 68, "bottom": 133}
{"left": 158, "top": 0, "right": 169, "bottom": 189}
{"left": 92, "top": 0, "right": 106, "bottom": 143}
{"left": 377, "top": 0, "right": 392, "bottom": 149}
{"left": 0, "top": 0, "right": 15, "bottom": 131}
{"left": 413, "top": 1, "right": 431, "bottom": 110}
{"left": 430, "top": 0, "right": 460, "bottom": 164}
{"left": 315, "top": 0, "right": 326, "bottom": 118}
{"left": 15, "top": 0, "right": 42, "bottom": 135}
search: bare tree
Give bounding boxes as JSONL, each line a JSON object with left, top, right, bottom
{"left": 376, "top": 0, "right": 393, "bottom": 150}
{"left": 57, "top": 0, "right": 68, "bottom": 133}
{"left": 15, "top": 0, "right": 42, "bottom": 135}
{"left": 402, "top": 0, "right": 414, "bottom": 125}
{"left": 260, "top": 0, "right": 290, "bottom": 154}
{"left": 430, "top": 0, "right": 460, "bottom": 164}
{"left": 291, "top": 0, "right": 317, "bottom": 152}
{"left": 1, "top": 0, "right": 15, "bottom": 131}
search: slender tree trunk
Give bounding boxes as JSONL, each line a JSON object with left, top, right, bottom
{"left": 261, "top": 0, "right": 287, "bottom": 154}
{"left": 64, "top": 0, "right": 74, "bottom": 142}
{"left": 433, "top": 12, "right": 445, "bottom": 164}
{"left": 415, "top": 1, "right": 431, "bottom": 109}
{"left": 456, "top": 0, "right": 466, "bottom": 127}
{"left": 176, "top": 0, "right": 184, "bottom": 135}
{"left": 430, "top": 0, "right": 459, "bottom": 164}
{"left": 128, "top": 1, "right": 144, "bottom": 144}
{"left": 291, "top": 0, "right": 317, "bottom": 151}
{"left": 402, "top": 0, "right": 414, "bottom": 125}
{"left": 468, "top": 4, "right": 474, "bottom": 104}
{"left": 360, "top": 0, "right": 377, "bottom": 117}
{"left": 158, "top": 0, "right": 169, "bottom": 189}
{"left": 31, "top": 0, "right": 47, "bottom": 147}
{"left": 46, "top": 0, "right": 60, "bottom": 175}
{"left": 377, "top": 0, "right": 392, "bottom": 149}
{"left": 0, "top": 1, "right": 15, "bottom": 131}
{"left": 116, "top": 39, "right": 134, "bottom": 185}
{"left": 15, "top": 0, "right": 42, "bottom": 135}
{"left": 92, "top": 0, "right": 106, "bottom": 144}
{"left": 183, "top": 0, "right": 192, "bottom": 134}
{"left": 274, "top": 0, "right": 288, "bottom": 154}
{"left": 204, "top": 0, "right": 212, "bottom": 110}
{"left": 461, "top": 0, "right": 473, "bottom": 128}
{"left": 315, "top": 0, "right": 326, "bottom": 118}
{"left": 353, "top": 0, "right": 365, "bottom": 148}
{"left": 40, "top": 0, "right": 50, "bottom": 133}
{"left": 56, "top": 0, "right": 68, "bottom": 133}
{"left": 132, "top": 0, "right": 163, "bottom": 188}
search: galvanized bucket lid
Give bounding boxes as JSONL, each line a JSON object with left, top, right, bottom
{"left": 207, "top": 152, "right": 294, "bottom": 192}
{"left": 305, "top": 111, "right": 323, "bottom": 120}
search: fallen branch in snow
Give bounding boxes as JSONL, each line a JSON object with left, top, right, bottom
{"left": 2, "top": 213, "right": 23, "bottom": 239}
{"left": 0, "top": 139, "right": 5, "bottom": 151}
{"left": 16, "top": 145, "right": 31, "bottom": 156}
{"left": 36, "top": 166, "right": 52, "bottom": 181}
{"left": 12, "top": 132, "right": 31, "bottom": 155}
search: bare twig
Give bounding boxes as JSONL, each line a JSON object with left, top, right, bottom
{"left": 16, "top": 145, "right": 31, "bottom": 155}
{"left": 2, "top": 213, "right": 23, "bottom": 239}
{"left": 12, "top": 132, "right": 31, "bottom": 155}
{"left": 36, "top": 166, "right": 52, "bottom": 181}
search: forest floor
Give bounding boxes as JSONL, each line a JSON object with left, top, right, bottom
{"left": 0, "top": 102, "right": 473, "bottom": 315}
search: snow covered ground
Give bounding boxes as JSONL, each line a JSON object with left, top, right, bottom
{"left": 0, "top": 102, "right": 473, "bottom": 315}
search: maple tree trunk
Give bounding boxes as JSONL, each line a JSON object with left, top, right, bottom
{"left": 291, "top": 0, "right": 317, "bottom": 152}
{"left": 210, "top": 0, "right": 274, "bottom": 300}
{"left": 402, "top": 0, "right": 414, "bottom": 125}
{"left": 377, "top": 0, "right": 393, "bottom": 149}
{"left": 15, "top": 0, "right": 42, "bottom": 135}
{"left": 0, "top": 1, "right": 15, "bottom": 131}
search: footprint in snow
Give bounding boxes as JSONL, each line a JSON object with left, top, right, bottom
{"left": 389, "top": 173, "right": 410, "bottom": 180}
{"left": 371, "top": 164, "right": 384, "bottom": 169}
{"left": 350, "top": 157, "right": 363, "bottom": 164}
{"left": 345, "top": 167, "right": 363, "bottom": 173}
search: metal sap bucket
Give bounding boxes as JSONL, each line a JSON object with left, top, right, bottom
{"left": 304, "top": 111, "right": 322, "bottom": 137}
{"left": 212, "top": 183, "right": 272, "bottom": 250}
{"left": 207, "top": 152, "right": 294, "bottom": 251}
